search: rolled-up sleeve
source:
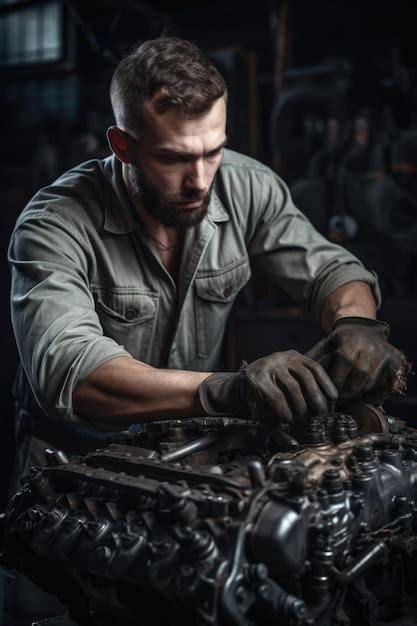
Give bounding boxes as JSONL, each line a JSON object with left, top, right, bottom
{"left": 247, "top": 170, "right": 381, "bottom": 319}
{"left": 9, "top": 209, "right": 132, "bottom": 420}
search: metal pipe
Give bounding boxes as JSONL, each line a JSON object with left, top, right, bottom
{"left": 332, "top": 541, "right": 387, "bottom": 585}
{"left": 161, "top": 430, "right": 223, "bottom": 463}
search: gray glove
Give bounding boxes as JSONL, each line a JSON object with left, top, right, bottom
{"left": 199, "top": 350, "right": 338, "bottom": 423}
{"left": 306, "top": 316, "right": 410, "bottom": 402}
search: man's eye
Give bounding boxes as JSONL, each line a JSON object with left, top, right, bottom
{"left": 160, "top": 156, "right": 183, "bottom": 164}
{"left": 159, "top": 149, "right": 222, "bottom": 164}
{"left": 206, "top": 149, "right": 222, "bottom": 160}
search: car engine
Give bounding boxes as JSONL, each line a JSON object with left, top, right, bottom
{"left": 2, "top": 404, "right": 417, "bottom": 626}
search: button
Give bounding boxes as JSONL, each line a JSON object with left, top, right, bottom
{"left": 125, "top": 308, "right": 137, "bottom": 320}
{"left": 223, "top": 286, "right": 232, "bottom": 298}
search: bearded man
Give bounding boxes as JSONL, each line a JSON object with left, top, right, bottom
{"left": 10, "top": 34, "right": 407, "bottom": 474}
{"left": 7, "top": 35, "right": 406, "bottom": 625}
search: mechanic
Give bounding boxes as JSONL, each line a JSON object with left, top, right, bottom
{"left": 9, "top": 35, "right": 407, "bottom": 473}
{"left": 6, "top": 34, "right": 408, "bottom": 625}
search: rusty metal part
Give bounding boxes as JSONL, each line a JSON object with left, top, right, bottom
{"left": 340, "top": 402, "right": 389, "bottom": 435}
{"left": 266, "top": 432, "right": 396, "bottom": 484}
{"left": 267, "top": 440, "right": 351, "bottom": 483}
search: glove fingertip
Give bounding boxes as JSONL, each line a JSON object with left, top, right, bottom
{"left": 328, "top": 385, "right": 339, "bottom": 401}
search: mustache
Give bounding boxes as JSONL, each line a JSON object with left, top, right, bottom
{"left": 167, "top": 189, "right": 209, "bottom": 204}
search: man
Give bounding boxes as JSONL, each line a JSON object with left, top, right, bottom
{"left": 9, "top": 35, "right": 407, "bottom": 463}
{"left": 6, "top": 34, "right": 408, "bottom": 625}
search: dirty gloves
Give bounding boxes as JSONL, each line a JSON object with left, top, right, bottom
{"left": 306, "top": 317, "right": 410, "bottom": 402}
{"left": 199, "top": 350, "right": 338, "bottom": 422}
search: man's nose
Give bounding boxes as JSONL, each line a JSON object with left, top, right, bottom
{"left": 184, "top": 159, "right": 208, "bottom": 192}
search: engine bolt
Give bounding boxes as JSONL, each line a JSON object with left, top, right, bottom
{"left": 168, "top": 425, "right": 185, "bottom": 442}
{"left": 289, "top": 468, "right": 307, "bottom": 495}
{"left": 346, "top": 416, "right": 359, "bottom": 438}
{"left": 258, "top": 584, "right": 271, "bottom": 600}
{"left": 355, "top": 444, "right": 375, "bottom": 462}
{"left": 236, "top": 586, "right": 246, "bottom": 603}
{"left": 334, "top": 426, "right": 348, "bottom": 442}
{"left": 180, "top": 563, "right": 194, "bottom": 578}
{"left": 250, "top": 563, "right": 268, "bottom": 580}
{"left": 292, "top": 599, "right": 307, "bottom": 619}
{"left": 322, "top": 468, "right": 343, "bottom": 494}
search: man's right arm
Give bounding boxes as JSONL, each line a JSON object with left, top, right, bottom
{"left": 74, "top": 350, "right": 339, "bottom": 426}
{"left": 73, "top": 356, "right": 211, "bottom": 424}
{"left": 9, "top": 210, "right": 215, "bottom": 426}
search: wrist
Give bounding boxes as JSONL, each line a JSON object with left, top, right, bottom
{"left": 198, "top": 372, "right": 241, "bottom": 416}
{"left": 332, "top": 316, "right": 391, "bottom": 338}
{"left": 321, "top": 281, "right": 377, "bottom": 332}
{"left": 333, "top": 311, "right": 376, "bottom": 325}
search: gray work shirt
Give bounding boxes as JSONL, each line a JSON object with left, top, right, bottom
{"left": 9, "top": 149, "right": 380, "bottom": 431}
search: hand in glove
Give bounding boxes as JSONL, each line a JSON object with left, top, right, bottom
{"left": 306, "top": 316, "right": 410, "bottom": 402}
{"left": 199, "top": 350, "right": 338, "bottom": 422}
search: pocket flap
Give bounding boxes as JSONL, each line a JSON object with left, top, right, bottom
{"left": 92, "top": 287, "right": 157, "bottom": 324}
{"left": 195, "top": 260, "right": 251, "bottom": 303}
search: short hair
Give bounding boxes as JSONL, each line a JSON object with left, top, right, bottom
{"left": 110, "top": 36, "right": 227, "bottom": 133}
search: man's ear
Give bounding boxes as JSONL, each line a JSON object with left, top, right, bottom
{"left": 106, "top": 126, "right": 135, "bottom": 164}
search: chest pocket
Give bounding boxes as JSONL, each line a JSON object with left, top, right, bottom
{"left": 92, "top": 286, "right": 158, "bottom": 361}
{"left": 194, "top": 258, "right": 251, "bottom": 359}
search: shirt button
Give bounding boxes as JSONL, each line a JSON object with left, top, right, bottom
{"left": 125, "top": 308, "right": 137, "bottom": 320}
{"left": 223, "top": 286, "right": 232, "bottom": 298}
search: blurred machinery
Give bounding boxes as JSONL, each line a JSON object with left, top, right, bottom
{"left": 269, "top": 58, "right": 417, "bottom": 298}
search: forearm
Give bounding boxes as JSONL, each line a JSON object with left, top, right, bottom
{"left": 73, "top": 356, "right": 212, "bottom": 425}
{"left": 320, "top": 281, "right": 377, "bottom": 334}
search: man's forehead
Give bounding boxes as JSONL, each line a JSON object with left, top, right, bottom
{"left": 140, "top": 96, "right": 227, "bottom": 147}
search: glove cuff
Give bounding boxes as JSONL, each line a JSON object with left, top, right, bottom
{"left": 199, "top": 372, "right": 241, "bottom": 416}
{"left": 237, "top": 365, "right": 265, "bottom": 419}
{"left": 199, "top": 365, "right": 264, "bottom": 419}
{"left": 333, "top": 316, "right": 391, "bottom": 339}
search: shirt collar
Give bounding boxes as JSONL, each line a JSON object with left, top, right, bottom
{"left": 102, "top": 154, "right": 229, "bottom": 235}
{"left": 102, "top": 155, "right": 137, "bottom": 234}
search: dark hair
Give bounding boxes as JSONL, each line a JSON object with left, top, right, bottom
{"left": 110, "top": 36, "right": 227, "bottom": 133}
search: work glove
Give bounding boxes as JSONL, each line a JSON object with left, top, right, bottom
{"left": 306, "top": 316, "right": 411, "bottom": 403}
{"left": 199, "top": 350, "right": 338, "bottom": 423}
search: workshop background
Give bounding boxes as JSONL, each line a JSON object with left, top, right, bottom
{"left": 1, "top": 0, "right": 416, "bottom": 514}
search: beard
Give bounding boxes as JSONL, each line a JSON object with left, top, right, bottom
{"left": 126, "top": 163, "right": 214, "bottom": 229}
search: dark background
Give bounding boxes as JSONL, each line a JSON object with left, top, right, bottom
{"left": 1, "top": 0, "right": 417, "bottom": 509}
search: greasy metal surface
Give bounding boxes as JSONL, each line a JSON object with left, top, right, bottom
{"left": 4, "top": 408, "right": 417, "bottom": 626}
{"left": 84, "top": 445, "right": 249, "bottom": 490}
{"left": 266, "top": 434, "right": 381, "bottom": 483}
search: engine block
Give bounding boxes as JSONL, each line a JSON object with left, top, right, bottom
{"left": 3, "top": 406, "right": 417, "bottom": 625}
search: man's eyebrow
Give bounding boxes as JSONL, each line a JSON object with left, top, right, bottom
{"left": 155, "top": 137, "right": 228, "bottom": 158}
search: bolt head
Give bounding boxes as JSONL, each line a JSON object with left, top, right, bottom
{"left": 258, "top": 584, "right": 270, "bottom": 600}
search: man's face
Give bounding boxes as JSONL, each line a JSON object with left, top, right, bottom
{"left": 126, "top": 96, "right": 227, "bottom": 229}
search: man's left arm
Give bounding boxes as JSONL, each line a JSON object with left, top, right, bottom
{"left": 320, "top": 280, "right": 376, "bottom": 333}
{"left": 244, "top": 168, "right": 409, "bottom": 402}
{"left": 313, "top": 280, "right": 409, "bottom": 402}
